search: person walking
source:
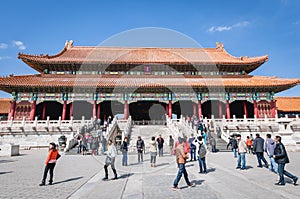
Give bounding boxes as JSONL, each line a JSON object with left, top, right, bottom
{"left": 236, "top": 134, "right": 247, "bottom": 170}
{"left": 210, "top": 136, "right": 217, "bottom": 153}
{"left": 172, "top": 138, "right": 195, "bottom": 190}
{"left": 273, "top": 136, "right": 298, "bottom": 186}
{"left": 156, "top": 134, "right": 164, "bottom": 157}
{"left": 169, "top": 135, "right": 174, "bottom": 155}
{"left": 227, "top": 135, "right": 238, "bottom": 158}
{"left": 246, "top": 136, "right": 253, "bottom": 154}
{"left": 136, "top": 136, "right": 145, "bottom": 163}
{"left": 103, "top": 139, "right": 118, "bottom": 180}
{"left": 253, "top": 133, "right": 268, "bottom": 168}
{"left": 193, "top": 136, "right": 207, "bottom": 174}
{"left": 39, "top": 143, "right": 60, "bottom": 186}
{"left": 150, "top": 136, "right": 158, "bottom": 167}
{"left": 101, "top": 135, "right": 107, "bottom": 155}
{"left": 120, "top": 137, "right": 128, "bottom": 166}
{"left": 264, "top": 134, "right": 278, "bottom": 173}
{"left": 188, "top": 134, "right": 196, "bottom": 161}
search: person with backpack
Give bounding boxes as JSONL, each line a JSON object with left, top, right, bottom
{"left": 136, "top": 136, "right": 145, "bottom": 163}
{"left": 227, "top": 135, "right": 238, "bottom": 158}
{"left": 193, "top": 136, "right": 207, "bottom": 174}
{"left": 188, "top": 134, "right": 196, "bottom": 161}
{"left": 39, "top": 142, "right": 61, "bottom": 186}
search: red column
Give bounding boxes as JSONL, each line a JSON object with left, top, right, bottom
{"left": 93, "top": 100, "right": 97, "bottom": 118}
{"left": 124, "top": 100, "right": 129, "bottom": 119}
{"left": 62, "top": 101, "right": 67, "bottom": 120}
{"left": 198, "top": 100, "right": 202, "bottom": 119}
{"left": 193, "top": 103, "right": 197, "bottom": 117}
{"left": 69, "top": 102, "right": 73, "bottom": 119}
{"left": 218, "top": 101, "right": 223, "bottom": 118}
{"left": 42, "top": 103, "right": 47, "bottom": 120}
{"left": 29, "top": 101, "right": 36, "bottom": 121}
{"left": 97, "top": 103, "right": 101, "bottom": 119}
{"left": 243, "top": 100, "right": 248, "bottom": 118}
{"left": 226, "top": 100, "right": 231, "bottom": 119}
{"left": 271, "top": 100, "right": 276, "bottom": 118}
{"left": 8, "top": 101, "right": 16, "bottom": 120}
{"left": 168, "top": 100, "right": 172, "bottom": 119}
{"left": 253, "top": 100, "right": 259, "bottom": 118}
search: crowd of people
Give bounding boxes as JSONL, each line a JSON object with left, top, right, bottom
{"left": 38, "top": 115, "right": 298, "bottom": 189}
{"left": 227, "top": 133, "right": 298, "bottom": 186}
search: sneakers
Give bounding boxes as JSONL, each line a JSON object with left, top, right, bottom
{"left": 188, "top": 183, "right": 195, "bottom": 188}
{"left": 293, "top": 177, "right": 298, "bottom": 185}
{"left": 102, "top": 177, "right": 108, "bottom": 181}
{"left": 39, "top": 183, "right": 45, "bottom": 186}
{"left": 48, "top": 182, "right": 53, "bottom": 185}
{"left": 274, "top": 182, "right": 285, "bottom": 186}
{"left": 172, "top": 186, "right": 180, "bottom": 191}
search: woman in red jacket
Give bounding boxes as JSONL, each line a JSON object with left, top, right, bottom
{"left": 39, "top": 142, "right": 60, "bottom": 186}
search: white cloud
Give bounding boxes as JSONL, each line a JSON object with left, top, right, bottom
{"left": 0, "top": 43, "right": 8, "bottom": 49}
{"left": 293, "top": 21, "right": 300, "bottom": 25}
{"left": 12, "top": 40, "right": 26, "bottom": 50}
{"left": 208, "top": 21, "right": 250, "bottom": 33}
{"left": 0, "top": 56, "right": 11, "bottom": 61}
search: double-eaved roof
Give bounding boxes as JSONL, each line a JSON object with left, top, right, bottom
{"left": 0, "top": 41, "right": 298, "bottom": 94}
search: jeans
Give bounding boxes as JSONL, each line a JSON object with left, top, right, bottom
{"left": 77, "top": 145, "right": 82, "bottom": 154}
{"left": 237, "top": 152, "right": 246, "bottom": 169}
{"left": 150, "top": 155, "right": 156, "bottom": 164}
{"left": 256, "top": 152, "right": 268, "bottom": 167}
{"left": 138, "top": 151, "right": 143, "bottom": 162}
{"left": 190, "top": 147, "right": 196, "bottom": 161}
{"left": 277, "top": 163, "right": 297, "bottom": 184}
{"left": 212, "top": 145, "right": 216, "bottom": 153}
{"left": 173, "top": 163, "right": 191, "bottom": 187}
{"left": 42, "top": 163, "right": 56, "bottom": 183}
{"left": 269, "top": 156, "right": 278, "bottom": 173}
{"left": 233, "top": 148, "right": 237, "bottom": 158}
{"left": 122, "top": 151, "right": 128, "bottom": 166}
{"left": 198, "top": 157, "right": 207, "bottom": 173}
{"left": 158, "top": 147, "right": 163, "bottom": 157}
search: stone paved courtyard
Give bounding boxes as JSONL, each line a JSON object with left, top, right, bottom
{"left": 0, "top": 149, "right": 299, "bottom": 199}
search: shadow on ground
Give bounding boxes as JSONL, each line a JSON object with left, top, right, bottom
{"left": 53, "top": 177, "right": 83, "bottom": 185}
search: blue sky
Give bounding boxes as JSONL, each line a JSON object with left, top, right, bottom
{"left": 0, "top": 0, "right": 299, "bottom": 97}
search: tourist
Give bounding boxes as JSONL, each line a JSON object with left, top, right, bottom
{"left": 169, "top": 135, "right": 174, "bottom": 155}
{"left": 273, "top": 136, "right": 298, "bottom": 186}
{"left": 39, "top": 142, "right": 61, "bottom": 186}
{"left": 96, "top": 118, "right": 101, "bottom": 129}
{"left": 82, "top": 137, "right": 88, "bottom": 155}
{"left": 210, "top": 136, "right": 217, "bottom": 153}
{"left": 227, "top": 135, "right": 238, "bottom": 158}
{"left": 120, "top": 137, "right": 128, "bottom": 166}
{"left": 193, "top": 136, "right": 207, "bottom": 174}
{"left": 246, "top": 136, "right": 253, "bottom": 154}
{"left": 77, "top": 134, "right": 83, "bottom": 154}
{"left": 236, "top": 134, "right": 247, "bottom": 170}
{"left": 264, "top": 134, "right": 278, "bottom": 173}
{"left": 101, "top": 135, "right": 107, "bottom": 155}
{"left": 188, "top": 133, "right": 196, "bottom": 161}
{"left": 202, "top": 131, "right": 207, "bottom": 144}
{"left": 136, "top": 136, "right": 145, "bottom": 163}
{"left": 156, "top": 134, "right": 164, "bottom": 157}
{"left": 103, "top": 139, "right": 118, "bottom": 180}
{"left": 91, "top": 137, "right": 99, "bottom": 155}
{"left": 253, "top": 133, "right": 268, "bottom": 168}
{"left": 172, "top": 137, "right": 195, "bottom": 190}
{"left": 150, "top": 136, "right": 157, "bottom": 167}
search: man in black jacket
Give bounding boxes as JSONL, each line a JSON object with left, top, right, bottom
{"left": 273, "top": 136, "right": 298, "bottom": 186}
{"left": 253, "top": 134, "right": 268, "bottom": 168}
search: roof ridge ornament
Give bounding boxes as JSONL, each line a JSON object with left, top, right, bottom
{"left": 65, "top": 40, "right": 74, "bottom": 49}
{"left": 216, "top": 42, "right": 224, "bottom": 50}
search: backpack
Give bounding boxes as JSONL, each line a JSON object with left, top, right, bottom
{"left": 232, "top": 139, "right": 238, "bottom": 149}
{"left": 198, "top": 143, "right": 207, "bottom": 158}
